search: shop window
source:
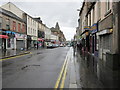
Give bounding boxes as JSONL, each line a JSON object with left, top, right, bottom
{"left": 7, "top": 38, "right": 11, "bottom": 48}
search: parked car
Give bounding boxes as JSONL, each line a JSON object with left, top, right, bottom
{"left": 46, "top": 42, "right": 53, "bottom": 48}
{"left": 60, "top": 44, "right": 64, "bottom": 47}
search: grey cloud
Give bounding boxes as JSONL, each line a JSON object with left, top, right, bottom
{"left": 13, "top": 2, "right": 80, "bottom": 28}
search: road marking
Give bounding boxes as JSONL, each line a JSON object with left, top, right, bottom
{"left": 54, "top": 51, "right": 69, "bottom": 90}
{"left": 0, "top": 52, "right": 32, "bottom": 61}
{"left": 60, "top": 59, "right": 69, "bottom": 89}
{"left": 54, "top": 57, "right": 67, "bottom": 89}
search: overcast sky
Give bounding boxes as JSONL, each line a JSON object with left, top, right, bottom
{"left": 0, "top": 0, "right": 83, "bottom": 41}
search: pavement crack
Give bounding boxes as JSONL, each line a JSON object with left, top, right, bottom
{"left": 21, "top": 65, "right": 29, "bottom": 70}
{"left": 21, "top": 64, "right": 40, "bottom": 70}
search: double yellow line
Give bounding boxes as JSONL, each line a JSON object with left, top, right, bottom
{"left": 0, "top": 52, "right": 32, "bottom": 61}
{"left": 54, "top": 52, "right": 69, "bottom": 89}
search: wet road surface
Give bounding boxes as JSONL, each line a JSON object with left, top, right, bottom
{"left": 2, "top": 47, "right": 106, "bottom": 89}
{"left": 2, "top": 47, "right": 70, "bottom": 88}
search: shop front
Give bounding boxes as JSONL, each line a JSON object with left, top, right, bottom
{"left": 31, "top": 36, "right": 37, "bottom": 48}
{"left": 0, "top": 30, "right": 9, "bottom": 50}
{"left": 38, "top": 38, "right": 44, "bottom": 48}
{"left": 15, "top": 33, "right": 27, "bottom": 50}
{"left": 27, "top": 35, "right": 32, "bottom": 50}
{"left": 6, "top": 31, "right": 16, "bottom": 50}
{"left": 90, "top": 23, "right": 99, "bottom": 57}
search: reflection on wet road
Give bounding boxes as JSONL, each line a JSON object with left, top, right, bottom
{"left": 2, "top": 47, "right": 70, "bottom": 88}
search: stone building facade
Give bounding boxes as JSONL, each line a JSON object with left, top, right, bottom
{"left": 50, "top": 22, "right": 66, "bottom": 43}
{"left": 0, "top": 8, "right": 26, "bottom": 50}
{"left": 77, "top": 0, "right": 120, "bottom": 88}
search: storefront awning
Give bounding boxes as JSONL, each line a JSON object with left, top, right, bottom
{"left": 0, "top": 35, "right": 9, "bottom": 39}
{"left": 38, "top": 38, "right": 44, "bottom": 41}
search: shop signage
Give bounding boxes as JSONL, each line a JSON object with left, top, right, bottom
{"left": 15, "top": 33, "right": 26, "bottom": 40}
{"left": 84, "top": 23, "right": 98, "bottom": 34}
{"left": 97, "top": 29, "right": 113, "bottom": 36}
{"left": 91, "top": 23, "right": 98, "bottom": 34}
{"left": 31, "top": 36, "right": 37, "bottom": 40}
{"left": 84, "top": 26, "right": 91, "bottom": 30}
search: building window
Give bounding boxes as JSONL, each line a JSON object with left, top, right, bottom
{"left": 12, "top": 21, "right": 16, "bottom": 31}
{"left": 33, "top": 29, "right": 34, "bottom": 34}
{"left": 6, "top": 25, "right": 10, "bottom": 30}
{"left": 31, "top": 19, "right": 32, "bottom": 25}
{"left": 31, "top": 28, "right": 32, "bottom": 34}
{"left": 28, "top": 27, "right": 30, "bottom": 34}
{"left": 6, "top": 19, "right": 10, "bottom": 30}
{"left": 0, "top": 23, "right": 1, "bottom": 28}
{"left": 0, "top": 17, "right": 2, "bottom": 28}
{"left": 98, "top": 1, "right": 101, "bottom": 19}
{"left": 22, "top": 24, "right": 25, "bottom": 33}
{"left": 33, "top": 21, "right": 34, "bottom": 26}
{"left": 6, "top": 19, "right": 10, "bottom": 25}
{"left": 106, "top": 0, "right": 110, "bottom": 12}
{"left": 28, "top": 17, "right": 30, "bottom": 25}
{"left": 35, "top": 30, "right": 36, "bottom": 34}
{"left": 93, "top": 7, "right": 95, "bottom": 24}
{"left": 18, "top": 23, "right": 21, "bottom": 32}
{"left": 89, "top": 13, "right": 91, "bottom": 26}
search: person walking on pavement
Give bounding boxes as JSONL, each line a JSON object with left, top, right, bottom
{"left": 73, "top": 41, "right": 77, "bottom": 56}
{"left": 37, "top": 42, "right": 39, "bottom": 49}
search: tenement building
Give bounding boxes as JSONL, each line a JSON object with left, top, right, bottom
{"left": 77, "top": 0, "right": 120, "bottom": 88}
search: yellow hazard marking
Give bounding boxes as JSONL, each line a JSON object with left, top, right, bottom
{"left": 60, "top": 59, "right": 68, "bottom": 89}
{"left": 0, "top": 52, "right": 32, "bottom": 61}
{"left": 54, "top": 50, "right": 70, "bottom": 89}
{"left": 54, "top": 56, "right": 68, "bottom": 89}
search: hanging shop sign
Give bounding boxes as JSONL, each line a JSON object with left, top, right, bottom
{"left": 90, "top": 23, "right": 98, "bottom": 34}
{"left": 84, "top": 26, "right": 91, "bottom": 30}
{"left": 15, "top": 33, "right": 27, "bottom": 40}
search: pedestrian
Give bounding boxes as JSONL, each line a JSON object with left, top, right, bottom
{"left": 37, "top": 42, "right": 38, "bottom": 49}
{"left": 73, "top": 41, "right": 76, "bottom": 56}
{"left": 34, "top": 43, "right": 36, "bottom": 49}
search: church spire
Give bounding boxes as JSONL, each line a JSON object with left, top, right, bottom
{"left": 55, "top": 22, "right": 60, "bottom": 30}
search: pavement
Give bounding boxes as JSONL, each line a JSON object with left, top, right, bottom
{"left": 0, "top": 48, "right": 45, "bottom": 59}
